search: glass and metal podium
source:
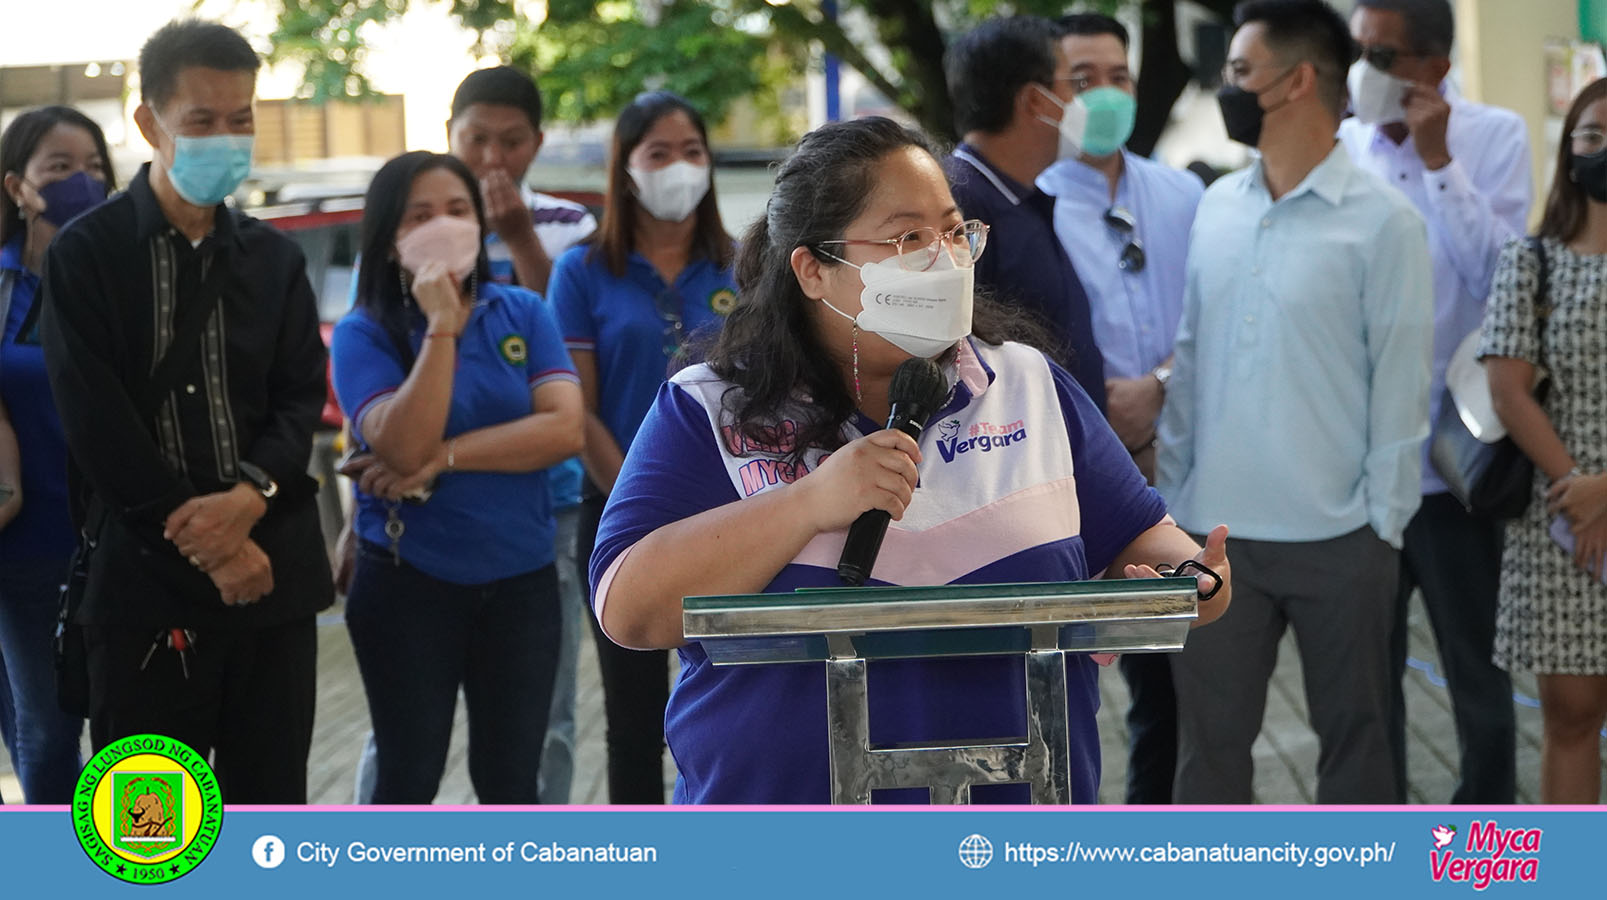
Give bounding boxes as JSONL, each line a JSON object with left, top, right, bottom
{"left": 682, "top": 578, "right": 1200, "bottom": 804}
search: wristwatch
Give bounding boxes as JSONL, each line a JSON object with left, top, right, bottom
{"left": 238, "top": 461, "right": 280, "bottom": 501}
{"left": 1152, "top": 364, "right": 1174, "bottom": 389}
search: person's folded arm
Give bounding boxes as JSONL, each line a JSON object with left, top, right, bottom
{"left": 330, "top": 310, "right": 447, "bottom": 478}
{"left": 39, "top": 230, "right": 195, "bottom": 522}
{"left": 447, "top": 377, "right": 584, "bottom": 473}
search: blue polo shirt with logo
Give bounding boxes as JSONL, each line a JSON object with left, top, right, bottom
{"left": 550, "top": 246, "right": 736, "bottom": 453}
{"left": 331, "top": 280, "right": 577, "bottom": 584}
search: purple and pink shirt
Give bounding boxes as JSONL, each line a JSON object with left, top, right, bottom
{"left": 589, "top": 338, "right": 1167, "bottom": 804}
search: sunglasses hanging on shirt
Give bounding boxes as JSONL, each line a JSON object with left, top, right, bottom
{"left": 1103, "top": 206, "right": 1146, "bottom": 273}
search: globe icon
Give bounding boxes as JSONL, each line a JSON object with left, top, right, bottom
{"left": 957, "top": 834, "right": 993, "bottom": 869}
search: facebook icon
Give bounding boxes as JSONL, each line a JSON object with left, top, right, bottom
{"left": 252, "top": 835, "right": 286, "bottom": 869}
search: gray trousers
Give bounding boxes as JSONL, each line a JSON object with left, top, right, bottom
{"left": 1172, "top": 526, "right": 1399, "bottom": 803}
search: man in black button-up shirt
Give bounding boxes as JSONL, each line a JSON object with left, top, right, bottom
{"left": 38, "top": 20, "right": 332, "bottom": 803}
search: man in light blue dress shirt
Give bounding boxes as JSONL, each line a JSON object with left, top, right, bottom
{"left": 1037, "top": 12, "right": 1205, "bottom": 805}
{"left": 1157, "top": 0, "right": 1433, "bottom": 803}
{"left": 1339, "top": 0, "right": 1526, "bottom": 805}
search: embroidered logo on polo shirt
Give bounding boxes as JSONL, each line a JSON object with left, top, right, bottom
{"left": 709, "top": 288, "right": 737, "bottom": 316}
{"left": 499, "top": 335, "right": 528, "bottom": 365}
{"left": 935, "top": 417, "right": 1027, "bottom": 463}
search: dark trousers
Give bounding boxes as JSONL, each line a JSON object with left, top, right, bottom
{"left": 0, "top": 552, "right": 83, "bottom": 803}
{"left": 345, "top": 543, "right": 560, "bottom": 804}
{"left": 1173, "top": 527, "right": 1399, "bottom": 803}
{"left": 1118, "top": 652, "right": 1177, "bottom": 804}
{"left": 85, "top": 615, "right": 316, "bottom": 804}
{"left": 579, "top": 495, "right": 669, "bottom": 804}
{"left": 1390, "top": 492, "right": 1515, "bottom": 803}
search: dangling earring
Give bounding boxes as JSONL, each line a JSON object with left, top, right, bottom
{"left": 815, "top": 294, "right": 863, "bottom": 405}
{"left": 397, "top": 266, "right": 412, "bottom": 306}
{"left": 850, "top": 324, "right": 862, "bottom": 406}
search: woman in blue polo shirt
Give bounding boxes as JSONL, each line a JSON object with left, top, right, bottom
{"left": 0, "top": 105, "right": 114, "bottom": 803}
{"left": 589, "top": 117, "right": 1232, "bottom": 804}
{"left": 549, "top": 90, "right": 736, "bottom": 804}
{"left": 331, "top": 151, "right": 583, "bottom": 804}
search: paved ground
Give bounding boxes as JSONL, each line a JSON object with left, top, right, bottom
{"left": 7, "top": 592, "right": 1600, "bottom": 805}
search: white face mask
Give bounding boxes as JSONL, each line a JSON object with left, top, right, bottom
{"left": 628, "top": 160, "right": 710, "bottom": 222}
{"left": 1034, "top": 85, "right": 1091, "bottom": 160}
{"left": 820, "top": 246, "right": 974, "bottom": 359}
{"left": 1347, "top": 60, "right": 1409, "bottom": 125}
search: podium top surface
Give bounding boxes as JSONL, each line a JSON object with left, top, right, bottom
{"left": 682, "top": 577, "right": 1198, "bottom": 646}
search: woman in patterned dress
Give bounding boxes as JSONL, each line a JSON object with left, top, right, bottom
{"left": 1483, "top": 77, "right": 1607, "bottom": 804}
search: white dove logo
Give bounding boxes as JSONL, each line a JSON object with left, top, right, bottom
{"left": 1432, "top": 825, "right": 1456, "bottom": 849}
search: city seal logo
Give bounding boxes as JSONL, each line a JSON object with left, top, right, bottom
{"left": 500, "top": 335, "right": 529, "bottom": 365}
{"left": 709, "top": 287, "right": 737, "bottom": 316}
{"left": 73, "top": 734, "right": 222, "bottom": 884}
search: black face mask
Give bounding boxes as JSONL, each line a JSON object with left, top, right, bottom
{"left": 1570, "top": 148, "right": 1607, "bottom": 203}
{"left": 1216, "top": 65, "right": 1298, "bottom": 148}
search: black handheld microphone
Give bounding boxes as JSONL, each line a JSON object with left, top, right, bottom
{"left": 837, "top": 357, "right": 950, "bottom": 585}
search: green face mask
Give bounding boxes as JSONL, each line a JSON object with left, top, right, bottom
{"left": 1075, "top": 86, "right": 1137, "bottom": 158}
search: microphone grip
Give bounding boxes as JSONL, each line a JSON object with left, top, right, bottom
{"left": 837, "top": 508, "right": 892, "bottom": 586}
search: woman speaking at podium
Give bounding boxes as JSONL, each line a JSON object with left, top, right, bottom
{"left": 588, "top": 117, "right": 1230, "bottom": 804}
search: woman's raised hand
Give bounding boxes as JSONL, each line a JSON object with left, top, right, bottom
{"left": 411, "top": 260, "right": 468, "bottom": 335}
{"left": 795, "top": 429, "right": 921, "bottom": 534}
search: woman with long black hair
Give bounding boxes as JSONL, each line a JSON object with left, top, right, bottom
{"left": 549, "top": 91, "right": 736, "bottom": 803}
{"left": 331, "top": 150, "right": 582, "bottom": 803}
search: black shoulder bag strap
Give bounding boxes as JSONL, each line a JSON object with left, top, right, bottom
{"left": 1528, "top": 235, "right": 1551, "bottom": 402}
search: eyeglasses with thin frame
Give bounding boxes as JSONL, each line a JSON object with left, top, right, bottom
{"left": 815, "top": 219, "right": 990, "bottom": 272}
{"left": 1571, "top": 126, "right": 1607, "bottom": 155}
{"left": 1103, "top": 206, "right": 1146, "bottom": 273}
{"left": 653, "top": 287, "right": 685, "bottom": 358}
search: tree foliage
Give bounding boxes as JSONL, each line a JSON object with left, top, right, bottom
{"left": 267, "top": 0, "right": 1239, "bottom": 147}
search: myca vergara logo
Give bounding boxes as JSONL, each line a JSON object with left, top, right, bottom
{"left": 73, "top": 734, "right": 222, "bottom": 885}
{"left": 1429, "top": 820, "right": 1540, "bottom": 891}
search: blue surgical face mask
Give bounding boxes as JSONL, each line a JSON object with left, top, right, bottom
{"left": 34, "top": 171, "right": 108, "bottom": 227}
{"left": 159, "top": 118, "right": 254, "bottom": 207}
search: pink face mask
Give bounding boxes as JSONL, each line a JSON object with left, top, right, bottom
{"left": 395, "top": 214, "right": 481, "bottom": 282}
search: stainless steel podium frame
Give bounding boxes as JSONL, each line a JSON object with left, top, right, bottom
{"left": 682, "top": 579, "right": 1200, "bottom": 804}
